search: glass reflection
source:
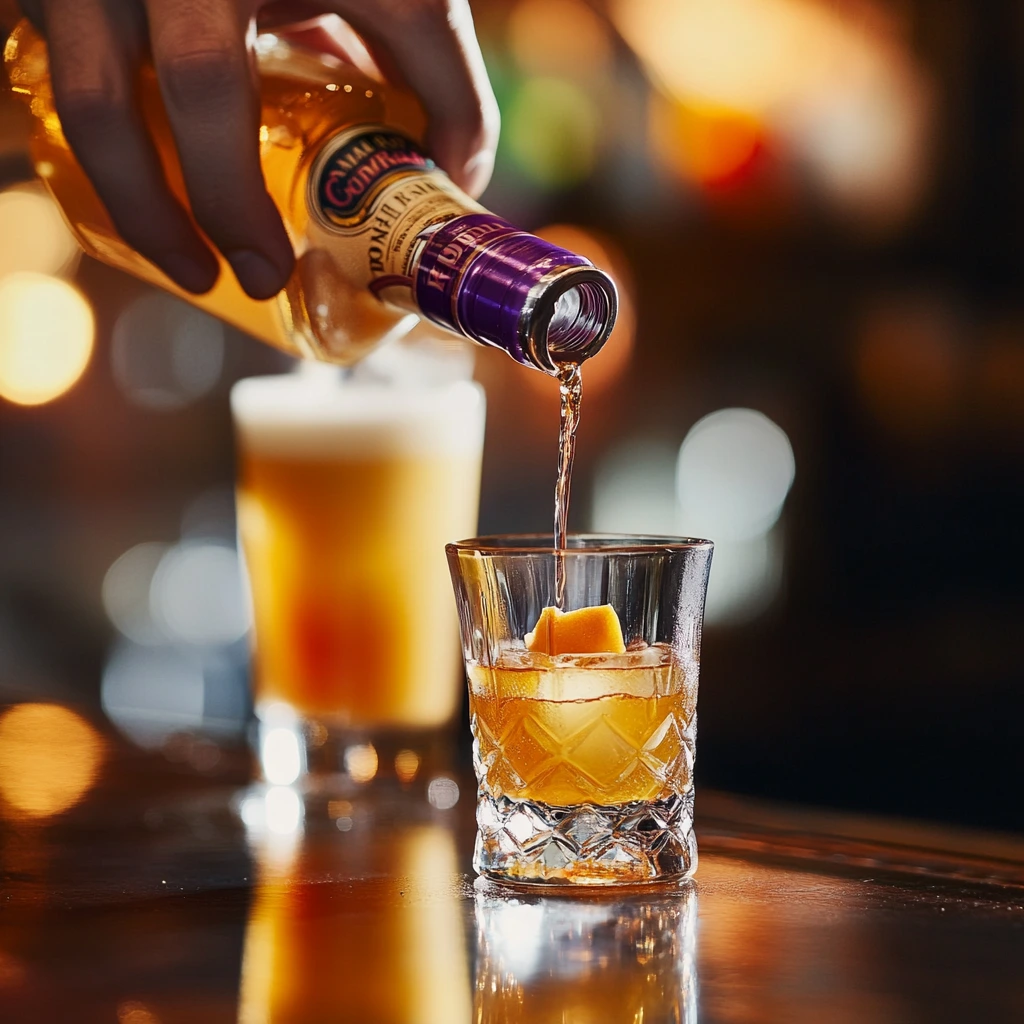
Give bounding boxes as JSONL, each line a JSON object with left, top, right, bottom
{"left": 239, "top": 804, "right": 471, "bottom": 1024}
{"left": 474, "top": 883, "right": 698, "bottom": 1023}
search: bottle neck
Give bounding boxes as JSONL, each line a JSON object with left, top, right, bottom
{"left": 412, "top": 215, "right": 617, "bottom": 373}
{"left": 304, "top": 124, "right": 617, "bottom": 370}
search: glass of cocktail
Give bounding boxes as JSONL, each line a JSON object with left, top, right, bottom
{"left": 447, "top": 535, "right": 713, "bottom": 885}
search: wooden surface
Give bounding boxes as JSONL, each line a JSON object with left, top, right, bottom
{"left": 0, "top": 708, "right": 1023, "bottom": 1023}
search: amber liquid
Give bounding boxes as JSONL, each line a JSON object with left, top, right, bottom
{"left": 5, "top": 22, "right": 439, "bottom": 361}
{"left": 238, "top": 448, "right": 480, "bottom": 727}
{"left": 240, "top": 824, "right": 471, "bottom": 1024}
{"left": 233, "top": 377, "right": 483, "bottom": 728}
{"left": 553, "top": 363, "right": 582, "bottom": 607}
{"left": 468, "top": 645, "right": 695, "bottom": 806}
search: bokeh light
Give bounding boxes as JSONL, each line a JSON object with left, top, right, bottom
{"left": 782, "top": 75, "right": 928, "bottom": 223}
{"left": 102, "top": 542, "right": 171, "bottom": 645}
{"left": 0, "top": 183, "right": 79, "bottom": 278}
{"left": 506, "top": 77, "right": 600, "bottom": 187}
{"left": 150, "top": 540, "right": 250, "bottom": 647}
{"left": 615, "top": 0, "right": 931, "bottom": 223}
{"left": 345, "top": 743, "right": 379, "bottom": 784}
{"left": 590, "top": 439, "right": 680, "bottom": 534}
{"left": 261, "top": 726, "right": 303, "bottom": 786}
{"left": 614, "top": 0, "right": 842, "bottom": 115}
{"left": 0, "top": 704, "right": 104, "bottom": 819}
{"left": 677, "top": 408, "right": 795, "bottom": 541}
{"left": 507, "top": 0, "right": 613, "bottom": 79}
{"left": 677, "top": 409, "right": 795, "bottom": 625}
{"left": 426, "top": 776, "right": 460, "bottom": 810}
{"left": 101, "top": 641, "right": 207, "bottom": 748}
{"left": 649, "top": 95, "right": 764, "bottom": 188}
{"left": 0, "top": 272, "right": 94, "bottom": 406}
{"left": 238, "top": 785, "right": 304, "bottom": 863}
{"left": 112, "top": 292, "right": 224, "bottom": 410}
{"left": 703, "top": 530, "right": 784, "bottom": 625}
{"left": 394, "top": 748, "right": 421, "bottom": 784}
{"left": 102, "top": 536, "right": 251, "bottom": 749}
{"left": 264, "top": 785, "right": 303, "bottom": 836}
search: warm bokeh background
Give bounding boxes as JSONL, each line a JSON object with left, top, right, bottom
{"left": 1, "top": 0, "right": 1022, "bottom": 831}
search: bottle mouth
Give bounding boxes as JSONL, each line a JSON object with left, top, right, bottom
{"left": 412, "top": 214, "right": 618, "bottom": 373}
{"left": 524, "top": 268, "right": 618, "bottom": 373}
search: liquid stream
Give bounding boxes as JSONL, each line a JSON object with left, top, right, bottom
{"left": 553, "top": 362, "right": 583, "bottom": 608}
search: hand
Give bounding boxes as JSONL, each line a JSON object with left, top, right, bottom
{"left": 13, "top": 0, "right": 499, "bottom": 299}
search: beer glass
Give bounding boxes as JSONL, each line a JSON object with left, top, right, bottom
{"left": 234, "top": 370, "right": 485, "bottom": 789}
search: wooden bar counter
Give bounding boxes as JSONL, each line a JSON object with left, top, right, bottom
{"left": 0, "top": 706, "right": 1022, "bottom": 1023}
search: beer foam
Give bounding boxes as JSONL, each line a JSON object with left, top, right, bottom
{"left": 231, "top": 374, "right": 486, "bottom": 459}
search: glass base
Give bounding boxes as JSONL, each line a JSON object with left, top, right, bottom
{"left": 255, "top": 704, "right": 457, "bottom": 804}
{"left": 474, "top": 791, "right": 696, "bottom": 885}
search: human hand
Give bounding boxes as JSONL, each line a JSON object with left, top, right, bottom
{"left": 14, "top": 0, "right": 499, "bottom": 299}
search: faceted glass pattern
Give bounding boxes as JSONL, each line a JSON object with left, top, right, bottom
{"left": 448, "top": 536, "right": 712, "bottom": 885}
{"left": 468, "top": 647, "right": 696, "bottom": 806}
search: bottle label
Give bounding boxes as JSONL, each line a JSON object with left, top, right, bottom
{"left": 310, "top": 126, "right": 432, "bottom": 229}
{"left": 306, "top": 124, "right": 484, "bottom": 298}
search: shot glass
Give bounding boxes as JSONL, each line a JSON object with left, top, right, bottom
{"left": 447, "top": 535, "right": 713, "bottom": 885}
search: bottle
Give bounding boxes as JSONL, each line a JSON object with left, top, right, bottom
{"left": 4, "top": 21, "right": 617, "bottom": 373}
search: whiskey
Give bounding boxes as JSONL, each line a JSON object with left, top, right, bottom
{"left": 468, "top": 643, "right": 696, "bottom": 806}
{"left": 553, "top": 362, "right": 582, "bottom": 605}
{"left": 5, "top": 21, "right": 617, "bottom": 372}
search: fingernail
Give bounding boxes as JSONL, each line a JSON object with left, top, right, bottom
{"left": 161, "top": 252, "right": 218, "bottom": 294}
{"left": 226, "top": 249, "right": 288, "bottom": 300}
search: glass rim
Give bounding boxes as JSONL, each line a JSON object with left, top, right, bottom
{"left": 446, "top": 533, "right": 714, "bottom": 556}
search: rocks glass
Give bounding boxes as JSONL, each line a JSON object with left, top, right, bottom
{"left": 447, "top": 535, "right": 712, "bottom": 885}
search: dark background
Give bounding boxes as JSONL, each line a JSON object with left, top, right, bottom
{"left": 1, "top": 0, "right": 1022, "bottom": 832}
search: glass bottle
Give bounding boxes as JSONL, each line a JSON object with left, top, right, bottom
{"left": 4, "top": 21, "right": 617, "bottom": 373}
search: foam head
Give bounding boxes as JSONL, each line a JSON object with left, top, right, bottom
{"left": 231, "top": 374, "right": 486, "bottom": 460}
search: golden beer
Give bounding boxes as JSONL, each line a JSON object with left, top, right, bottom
{"left": 233, "top": 373, "right": 484, "bottom": 731}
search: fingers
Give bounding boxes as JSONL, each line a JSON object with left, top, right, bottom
{"left": 40, "top": 0, "right": 219, "bottom": 293}
{"left": 145, "top": 0, "right": 294, "bottom": 298}
{"left": 327, "top": 0, "right": 500, "bottom": 198}
{"left": 270, "top": 17, "right": 383, "bottom": 82}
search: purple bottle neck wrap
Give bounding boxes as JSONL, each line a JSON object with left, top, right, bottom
{"left": 413, "top": 214, "right": 608, "bottom": 371}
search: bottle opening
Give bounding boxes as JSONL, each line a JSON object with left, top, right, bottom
{"left": 413, "top": 215, "right": 618, "bottom": 372}
{"left": 546, "top": 281, "right": 614, "bottom": 362}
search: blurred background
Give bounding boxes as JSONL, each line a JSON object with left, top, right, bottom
{"left": 0, "top": 0, "right": 1022, "bottom": 832}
